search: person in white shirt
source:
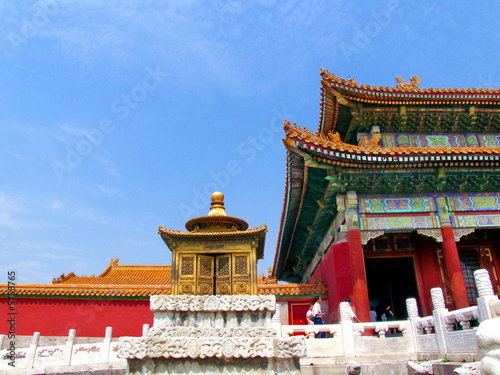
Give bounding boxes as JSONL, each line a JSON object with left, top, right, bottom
{"left": 306, "top": 304, "right": 314, "bottom": 325}
{"left": 345, "top": 297, "right": 361, "bottom": 323}
{"left": 312, "top": 296, "right": 326, "bottom": 337}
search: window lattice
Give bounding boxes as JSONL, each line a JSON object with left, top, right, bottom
{"left": 234, "top": 256, "right": 248, "bottom": 275}
{"left": 460, "top": 249, "right": 480, "bottom": 302}
{"left": 199, "top": 257, "right": 213, "bottom": 277}
{"left": 373, "top": 238, "right": 390, "bottom": 252}
{"left": 218, "top": 257, "right": 230, "bottom": 276}
{"left": 395, "top": 236, "right": 412, "bottom": 251}
{"left": 181, "top": 257, "right": 194, "bottom": 276}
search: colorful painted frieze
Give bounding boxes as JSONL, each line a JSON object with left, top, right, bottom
{"left": 448, "top": 193, "right": 500, "bottom": 212}
{"left": 453, "top": 214, "right": 500, "bottom": 228}
{"left": 359, "top": 196, "right": 434, "bottom": 214}
{"left": 360, "top": 215, "right": 439, "bottom": 231}
{"left": 372, "top": 132, "right": 500, "bottom": 148}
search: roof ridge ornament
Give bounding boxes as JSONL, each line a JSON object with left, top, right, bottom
{"left": 395, "top": 75, "right": 421, "bottom": 90}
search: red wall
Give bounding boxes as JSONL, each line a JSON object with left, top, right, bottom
{"left": 0, "top": 298, "right": 152, "bottom": 337}
{"left": 310, "top": 240, "right": 351, "bottom": 323}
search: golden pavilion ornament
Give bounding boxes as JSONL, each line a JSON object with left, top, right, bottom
{"left": 159, "top": 192, "right": 267, "bottom": 295}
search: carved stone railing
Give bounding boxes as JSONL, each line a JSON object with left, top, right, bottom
{"left": 408, "top": 268, "right": 498, "bottom": 358}
{"left": 281, "top": 324, "right": 339, "bottom": 339}
{"left": 442, "top": 306, "right": 479, "bottom": 331}
{"left": 414, "top": 316, "right": 435, "bottom": 335}
{"left": 0, "top": 327, "right": 125, "bottom": 371}
{"left": 353, "top": 321, "right": 408, "bottom": 338}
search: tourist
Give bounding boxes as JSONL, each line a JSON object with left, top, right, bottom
{"left": 345, "top": 298, "right": 361, "bottom": 323}
{"left": 384, "top": 305, "right": 395, "bottom": 321}
{"left": 370, "top": 306, "right": 378, "bottom": 322}
{"left": 312, "top": 296, "right": 326, "bottom": 337}
{"left": 306, "top": 304, "right": 314, "bottom": 325}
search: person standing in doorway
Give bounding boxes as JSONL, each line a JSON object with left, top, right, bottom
{"left": 370, "top": 306, "right": 378, "bottom": 322}
{"left": 384, "top": 305, "right": 395, "bottom": 321}
{"left": 384, "top": 305, "right": 397, "bottom": 334}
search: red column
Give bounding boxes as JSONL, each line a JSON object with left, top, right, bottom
{"left": 441, "top": 226, "right": 469, "bottom": 309}
{"left": 347, "top": 228, "right": 370, "bottom": 322}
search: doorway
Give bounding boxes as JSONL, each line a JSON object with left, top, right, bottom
{"left": 365, "top": 257, "right": 419, "bottom": 320}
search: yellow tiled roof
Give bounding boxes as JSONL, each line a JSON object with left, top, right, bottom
{"left": 284, "top": 120, "right": 500, "bottom": 157}
{"left": 321, "top": 68, "right": 500, "bottom": 97}
{"left": 52, "top": 258, "right": 172, "bottom": 286}
{"left": 0, "top": 259, "right": 326, "bottom": 298}
{"left": 0, "top": 283, "right": 170, "bottom": 298}
{"left": 158, "top": 224, "right": 268, "bottom": 237}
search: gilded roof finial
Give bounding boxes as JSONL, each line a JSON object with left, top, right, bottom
{"left": 208, "top": 192, "right": 226, "bottom": 216}
{"left": 396, "top": 76, "right": 421, "bottom": 90}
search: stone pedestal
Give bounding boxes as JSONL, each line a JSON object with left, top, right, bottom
{"left": 118, "top": 295, "right": 306, "bottom": 374}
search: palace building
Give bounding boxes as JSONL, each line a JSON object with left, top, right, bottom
{"left": 274, "top": 69, "right": 500, "bottom": 323}
{"left": 2, "top": 70, "right": 500, "bottom": 338}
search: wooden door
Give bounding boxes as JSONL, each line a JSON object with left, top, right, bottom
{"left": 178, "top": 254, "right": 196, "bottom": 295}
{"left": 216, "top": 254, "right": 232, "bottom": 295}
{"left": 232, "top": 253, "right": 251, "bottom": 295}
{"left": 197, "top": 254, "right": 215, "bottom": 295}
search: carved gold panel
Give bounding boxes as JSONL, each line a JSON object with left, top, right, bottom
{"left": 232, "top": 253, "right": 250, "bottom": 295}
{"left": 216, "top": 254, "right": 231, "bottom": 295}
{"left": 178, "top": 254, "right": 196, "bottom": 295}
{"left": 197, "top": 254, "right": 214, "bottom": 295}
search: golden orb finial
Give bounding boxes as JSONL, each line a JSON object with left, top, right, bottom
{"left": 209, "top": 192, "right": 226, "bottom": 216}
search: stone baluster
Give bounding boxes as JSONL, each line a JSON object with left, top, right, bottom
{"left": 406, "top": 298, "right": 419, "bottom": 319}
{"left": 272, "top": 302, "right": 282, "bottom": 337}
{"left": 404, "top": 298, "right": 419, "bottom": 351}
{"left": 431, "top": 287, "right": 446, "bottom": 310}
{"left": 63, "top": 329, "right": 76, "bottom": 366}
{"left": 142, "top": 324, "right": 150, "bottom": 337}
{"left": 340, "top": 301, "right": 355, "bottom": 356}
{"left": 102, "top": 327, "right": 112, "bottom": 363}
{"left": 227, "top": 311, "right": 238, "bottom": 328}
{"left": 459, "top": 320, "right": 471, "bottom": 330}
{"left": 25, "top": 332, "right": 40, "bottom": 369}
{"left": 375, "top": 324, "right": 388, "bottom": 338}
{"left": 443, "top": 316, "right": 456, "bottom": 331}
{"left": 475, "top": 269, "right": 499, "bottom": 322}
{"left": 476, "top": 269, "right": 495, "bottom": 297}
{"left": 430, "top": 288, "right": 449, "bottom": 355}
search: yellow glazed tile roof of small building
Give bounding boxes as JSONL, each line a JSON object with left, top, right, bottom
{"left": 52, "top": 258, "right": 172, "bottom": 285}
{"left": 0, "top": 259, "right": 326, "bottom": 298}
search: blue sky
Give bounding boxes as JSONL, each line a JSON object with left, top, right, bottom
{"left": 1, "top": 1, "right": 499, "bottom": 284}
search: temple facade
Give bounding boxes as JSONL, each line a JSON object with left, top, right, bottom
{"left": 274, "top": 69, "right": 500, "bottom": 323}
